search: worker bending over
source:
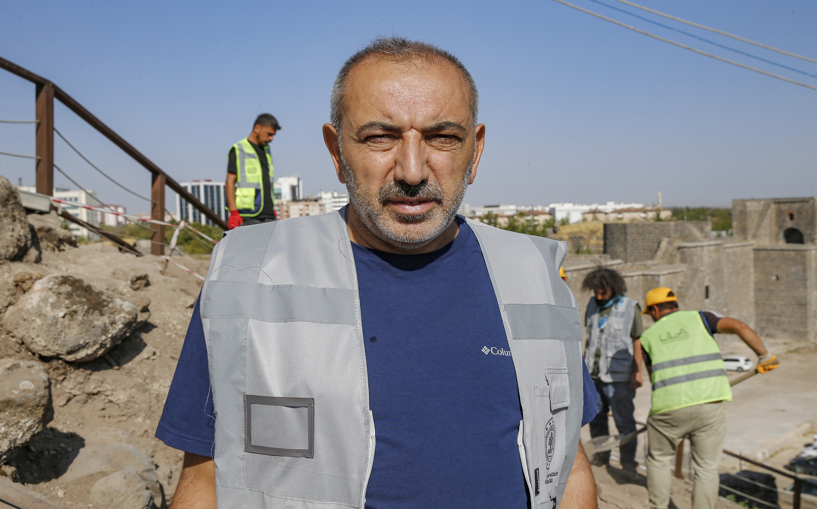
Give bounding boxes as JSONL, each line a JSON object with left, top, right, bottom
{"left": 639, "top": 287, "right": 779, "bottom": 509}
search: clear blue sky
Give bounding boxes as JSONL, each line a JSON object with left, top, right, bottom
{"left": 1, "top": 0, "right": 815, "bottom": 214}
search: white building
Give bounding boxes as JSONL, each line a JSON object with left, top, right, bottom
{"left": 547, "top": 201, "right": 645, "bottom": 224}
{"left": 318, "top": 191, "right": 349, "bottom": 213}
{"left": 102, "top": 205, "right": 126, "bottom": 227}
{"left": 274, "top": 175, "right": 303, "bottom": 202}
{"left": 177, "top": 180, "right": 227, "bottom": 227}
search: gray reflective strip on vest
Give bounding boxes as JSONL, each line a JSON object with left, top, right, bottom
{"left": 214, "top": 222, "right": 276, "bottom": 282}
{"left": 203, "top": 281, "right": 357, "bottom": 325}
{"left": 236, "top": 143, "right": 261, "bottom": 188}
{"left": 652, "top": 369, "right": 728, "bottom": 390}
{"left": 505, "top": 304, "right": 582, "bottom": 341}
{"left": 651, "top": 353, "right": 724, "bottom": 373}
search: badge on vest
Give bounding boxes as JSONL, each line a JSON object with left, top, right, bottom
{"left": 545, "top": 417, "right": 556, "bottom": 468}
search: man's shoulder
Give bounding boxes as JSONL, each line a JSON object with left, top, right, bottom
{"left": 464, "top": 217, "right": 564, "bottom": 248}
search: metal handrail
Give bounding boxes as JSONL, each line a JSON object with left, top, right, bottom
{"left": 0, "top": 55, "right": 228, "bottom": 231}
{"left": 722, "top": 448, "right": 817, "bottom": 509}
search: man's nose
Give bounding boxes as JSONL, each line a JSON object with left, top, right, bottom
{"left": 392, "top": 133, "right": 429, "bottom": 186}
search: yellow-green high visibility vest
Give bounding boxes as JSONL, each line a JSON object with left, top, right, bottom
{"left": 231, "top": 138, "right": 273, "bottom": 217}
{"left": 640, "top": 311, "right": 731, "bottom": 415}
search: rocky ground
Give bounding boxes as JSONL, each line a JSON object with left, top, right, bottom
{"left": 1, "top": 174, "right": 208, "bottom": 509}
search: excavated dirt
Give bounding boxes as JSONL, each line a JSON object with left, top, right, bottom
{"left": 0, "top": 243, "right": 207, "bottom": 508}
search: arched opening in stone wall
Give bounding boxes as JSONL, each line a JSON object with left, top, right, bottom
{"left": 784, "top": 227, "right": 804, "bottom": 244}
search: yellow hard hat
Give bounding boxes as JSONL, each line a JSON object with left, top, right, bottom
{"left": 643, "top": 287, "right": 677, "bottom": 314}
{"left": 559, "top": 266, "right": 567, "bottom": 280}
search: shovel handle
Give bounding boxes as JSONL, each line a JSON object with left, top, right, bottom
{"left": 729, "top": 369, "right": 758, "bottom": 386}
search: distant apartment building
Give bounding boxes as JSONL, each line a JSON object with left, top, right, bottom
{"left": 274, "top": 175, "right": 303, "bottom": 202}
{"left": 318, "top": 191, "right": 349, "bottom": 213}
{"left": 548, "top": 202, "right": 644, "bottom": 224}
{"left": 176, "top": 180, "right": 227, "bottom": 227}
{"left": 279, "top": 198, "right": 325, "bottom": 219}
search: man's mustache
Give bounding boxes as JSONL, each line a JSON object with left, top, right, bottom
{"left": 378, "top": 181, "right": 443, "bottom": 204}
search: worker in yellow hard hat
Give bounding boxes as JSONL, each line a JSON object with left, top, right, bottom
{"left": 639, "top": 287, "right": 779, "bottom": 509}
{"left": 559, "top": 266, "right": 567, "bottom": 281}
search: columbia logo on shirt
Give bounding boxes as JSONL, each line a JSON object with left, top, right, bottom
{"left": 482, "top": 346, "right": 512, "bottom": 357}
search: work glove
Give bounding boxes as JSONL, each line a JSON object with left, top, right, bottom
{"left": 228, "top": 210, "right": 244, "bottom": 230}
{"left": 757, "top": 353, "right": 779, "bottom": 374}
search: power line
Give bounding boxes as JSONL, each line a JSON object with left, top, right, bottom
{"left": 587, "top": 0, "right": 817, "bottom": 80}
{"left": 54, "top": 127, "right": 155, "bottom": 204}
{"left": 0, "top": 150, "right": 39, "bottom": 160}
{"left": 0, "top": 119, "right": 39, "bottom": 124}
{"left": 612, "top": 0, "right": 817, "bottom": 65}
{"left": 551, "top": 0, "right": 817, "bottom": 93}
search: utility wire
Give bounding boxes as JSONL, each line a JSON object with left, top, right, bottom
{"left": 54, "top": 127, "right": 155, "bottom": 204}
{"left": 551, "top": 0, "right": 817, "bottom": 93}
{"left": 612, "top": 0, "right": 817, "bottom": 65}
{"left": 588, "top": 0, "right": 817, "bottom": 80}
{"left": 0, "top": 150, "right": 39, "bottom": 160}
{"left": 0, "top": 119, "right": 39, "bottom": 124}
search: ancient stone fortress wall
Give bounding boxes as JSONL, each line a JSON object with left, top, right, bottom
{"left": 753, "top": 245, "right": 817, "bottom": 341}
{"left": 733, "top": 197, "right": 817, "bottom": 245}
{"left": 603, "top": 221, "right": 711, "bottom": 263}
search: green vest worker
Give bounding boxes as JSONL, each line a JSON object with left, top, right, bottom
{"left": 640, "top": 287, "right": 779, "bottom": 509}
{"left": 226, "top": 113, "right": 281, "bottom": 229}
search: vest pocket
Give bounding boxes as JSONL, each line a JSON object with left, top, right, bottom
{"left": 235, "top": 187, "right": 257, "bottom": 210}
{"left": 244, "top": 395, "right": 314, "bottom": 459}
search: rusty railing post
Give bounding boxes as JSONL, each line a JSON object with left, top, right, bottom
{"left": 674, "top": 438, "right": 685, "bottom": 479}
{"left": 151, "top": 173, "right": 166, "bottom": 256}
{"left": 793, "top": 478, "right": 802, "bottom": 509}
{"left": 35, "top": 82, "right": 54, "bottom": 195}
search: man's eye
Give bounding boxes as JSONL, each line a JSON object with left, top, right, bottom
{"left": 428, "top": 135, "right": 460, "bottom": 145}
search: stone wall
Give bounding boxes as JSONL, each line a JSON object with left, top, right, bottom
{"left": 733, "top": 197, "right": 817, "bottom": 245}
{"left": 604, "top": 221, "right": 711, "bottom": 263}
{"left": 753, "top": 245, "right": 817, "bottom": 341}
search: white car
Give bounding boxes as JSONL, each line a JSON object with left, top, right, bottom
{"left": 722, "top": 356, "right": 753, "bottom": 372}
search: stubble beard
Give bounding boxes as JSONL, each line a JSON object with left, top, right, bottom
{"left": 339, "top": 143, "right": 473, "bottom": 250}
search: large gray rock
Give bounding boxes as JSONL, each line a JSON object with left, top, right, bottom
{"left": 0, "top": 359, "right": 52, "bottom": 462}
{"left": 62, "top": 442, "right": 161, "bottom": 502}
{"left": 90, "top": 467, "right": 155, "bottom": 509}
{"left": 2, "top": 274, "right": 138, "bottom": 362}
{"left": 0, "top": 176, "right": 32, "bottom": 261}
{"left": 27, "top": 211, "right": 76, "bottom": 252}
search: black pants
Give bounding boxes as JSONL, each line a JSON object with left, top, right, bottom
{"left": 242, "top": 216, "right": 276, "bottom": 226}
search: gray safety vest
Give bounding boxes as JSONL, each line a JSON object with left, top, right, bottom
{"left": 200, "top": 210, "right": 584, "bottom": 509}
{"left": 584, "top": 296, "right": 637, "bottom": 383}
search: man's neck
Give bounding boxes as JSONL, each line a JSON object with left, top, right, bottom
{"left": 344, "top": 206, "right": 459, "bottom": 255}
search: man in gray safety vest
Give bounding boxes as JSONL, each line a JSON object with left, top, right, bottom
{"left": 159, "top": 37, "right": 598, "bottom": 509}
{"left": 582, "top": 267, "right": 643, "bottom": 473}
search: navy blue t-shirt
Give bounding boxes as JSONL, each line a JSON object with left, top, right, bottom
{"left": 157, "top": 219, "right": 598, "bottom": 507}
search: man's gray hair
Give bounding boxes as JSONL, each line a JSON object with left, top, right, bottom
{"left": 330, "top": 36, "right": 479, "bottom": 130}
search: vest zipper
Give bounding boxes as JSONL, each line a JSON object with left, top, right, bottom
{"left": 517, "top": 420, "right": 535, "bottom": 509}
{"left": 360, "top": 410, "right": 376, "bottom": 508}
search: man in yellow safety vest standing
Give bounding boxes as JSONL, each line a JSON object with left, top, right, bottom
{"left": 639, "top": 287, "right": 779, "bottom": 509}
{"left": 226, "top": 113, "right": 281, "bottom": 229}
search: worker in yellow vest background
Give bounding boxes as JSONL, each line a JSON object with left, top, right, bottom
{"left": 639, "top": 287, "right": 779, "bottom": 509}
{"left": 226, "top": 113, "right": 281, "bottom": 229}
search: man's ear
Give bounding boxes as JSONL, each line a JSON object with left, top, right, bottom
{"left": 468, "top": 123, "right": 486, "bottom": 185}
{"left": 323, "top": 123, "right": 345, "bottom": 184}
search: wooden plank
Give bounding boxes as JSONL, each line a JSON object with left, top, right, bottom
{"left": 0, "top": 477, "right": 62, "bottom": 509}
{"left": 57, "top": 208, "right": 143, "bottom": 257}
{"left": 35, "top": 83, "right": 54, "bottom": 196}
{"left": 151, "top": 173, "right": 166, "bottom": 256}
